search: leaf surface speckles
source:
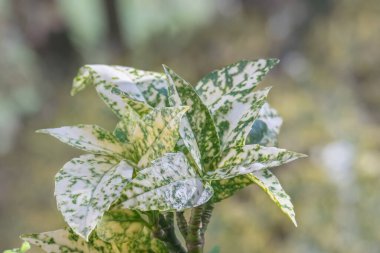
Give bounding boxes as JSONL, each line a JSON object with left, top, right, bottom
{"left": 116, "top": 153, "right": 213, "bottom": 211}
{"left": 37, "top": 125, "right": 125, "bottom": 159}
{"left": 164, "top": 66, "right": 220, "bottom": 169}
{"left": 251, "top": 169, "right": 298, "bottom": 226}
{"left": 195, "top": 59, "right": 279, "bottom": 111}
{"left": 204, "top": 145, "right": 305, "bottom": 180}
{"left": 21, "top": 228, "right": 112, "bottom": 253}
{"left": 127, "top": 106, "right": 189, "bottom": 168}
{"left": 214, "top": 88, "right": 270, "bottom": 151}
{"left": 96, "top": 210, "right": 168, "bottom": 252}
{"left": 72, "top": 65, "right": 169, "bottom": 116}
{"left": 55, "top": 154, "right": 133, "bottom": 240}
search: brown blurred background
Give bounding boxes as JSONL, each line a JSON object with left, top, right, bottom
{"left": 1, "top": 0, "right": 379, "bottom": 252}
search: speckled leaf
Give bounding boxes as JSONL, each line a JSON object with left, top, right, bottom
{"left": 37, "top": 125, "right": 125, "bottom": 159}
{"left": 204, "top": 145, "right": 305, "bottom": 180}
{"left": 251, "top": 169, "right": 297, "bottom": 226}
{"left": 163, "top": 66, "right": 203, "bottom": 172}
{"left": 210, "top": 170, "right": 297, "bottom": 226}
{"left": 21, "top": 228, "right": 113, "bottom": 253}
{"left": 96, "top": 210, "right": 168, "bottom": 252}
{"left": 116, "top": 153, "right": 213, "bottom": 211}
{"left": 210, "top": 174, "right": 254, "bottom": 203}
{"left": 72, "top": 65, "right": 169, "bottom": 115}
{"left": 164, "top": 66, "right": 220, "bottom": 168}
{"left": 3, "top": 242, "right": 30, "bottom": 253}
{"left": 129, "top": 106, "right": 189, "bottom": 168}
{"left": 246, "top": 102, "right": 283, "bottom": 146}
{"left": 213, "top": 88, "right": 270, "bottom": 150}
{"left": 55, "top": 154, "right": 133, "bottom": 240}
{"left": 195, "top": 59, "right": 279, "bottom": 111}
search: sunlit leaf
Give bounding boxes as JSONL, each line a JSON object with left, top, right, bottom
{"left": 213, "top": 88, "right": 270, "bottom": 150}
{"left": 37, "top": 125, "right": 125, "bottom": 159}
{"left": 55, "top": 154, "right": 133, "bottom": 240}
{"left": 116, "top": 153, "right": 213, "bottom": 211}
{"left": 164, "top": 65, "right": 220, "bottom": 169}
{"left": 127, "top": 106, "right": 189, "bottom": 168}
{"left": 163, "top": 66, "right": 203, "bottom": 172}
{"left": 195, "top": 59, "right": 279, "bottom": 111}
{"left": 211, "top": 170, "right": 297, "bottom": 226}
{"left": 251, "top": 169, "right": 297, "bottom": 226}
{"left": 96, "top": 210, "right": 168, "bottom": 252}
{"left": 204, "top": 145, "right": 305, "bottom": 180}
{"left": 72, "top": 65, "right": 169, "bottom": 117}
{"left": 21, "top": 228, "right": 112, "bottom": 253}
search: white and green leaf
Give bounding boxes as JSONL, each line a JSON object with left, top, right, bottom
{"left": 21, "top": 228, "right": 113, "bottom": 253}
{"left": 37, "top": 125, "right": 126, "bottom": 159}
{"left": 96, "top": 210, "right": 168, "bottom": 252}
{"left": 164, "top": 66, "right": 220, "bottom": 168}
{"left": 195, "top": 59, "right": 279, "bottom": 111}
{"left": 116, "top": 153, "right": 213, "bottom": 211}
{"left": 128, "top": 106, "right": 189, "bottom": 168}
{"left": 211, "top": 170, "right": 297, "bottom": 226}
{"left": 72, "top": 65, "right": 169, "bottom": 114}
{"left": 204, "top": 145, "right": 305, "bottom": 180}
{"left": 55, "top": 154, "right": 133, "bottom": 240}
{"left": 216, "top": 144, "right": 306, "bottom": 170}
{"left": 163, "top": 66, "right": 203, "bottom": 172}
{"left": 251, "top": 169, "right": 297, "bottom": 226}
{"left": 213, "top": 88, "right": 270, "bottom": 150}
{"left": 246, "top": 102, "right": 283, "bottom": 146}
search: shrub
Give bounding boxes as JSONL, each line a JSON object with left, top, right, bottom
{"left": 8, "top": 59, "right": 305, "bottom": 253}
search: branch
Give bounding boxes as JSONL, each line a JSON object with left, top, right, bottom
{"left": 176, "top": 211, "right": 188, "bottom": 239}
{"left": 186, "top": 206, "right": 204, "bottom": 253}
{"left": 201, "top": 203, "right": 214, "bottom": 237}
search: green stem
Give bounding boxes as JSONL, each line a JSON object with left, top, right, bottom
{"left": 154, "top": 213, "right": 186, "bottom": 253}
{"left": 176, "top": 211, "right": 188, "bottom": 239}
{"left": 200, "top": 203, "right": 214, "bottom": 239}
{"left": 186, "top": 206, "right": 204, "bottom": 253}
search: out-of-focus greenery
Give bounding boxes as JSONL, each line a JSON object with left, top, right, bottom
{"left": 0, "top": 1, "right": 379, "bottom": 252}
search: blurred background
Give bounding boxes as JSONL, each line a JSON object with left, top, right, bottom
{"left": 0, "top": 0, "right": 379, "bottom": 252}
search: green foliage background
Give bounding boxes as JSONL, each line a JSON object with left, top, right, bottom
{"left": 0, "top": 1, "right": 379, "bottom": 252}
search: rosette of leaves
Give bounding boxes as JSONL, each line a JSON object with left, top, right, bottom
{"left": 12, "top": 60, "right": 305, "bottom": 253}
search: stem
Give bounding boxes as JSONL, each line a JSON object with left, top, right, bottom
{"left": 186, "top": 206, "right": 204, "bottom": 253}
{"left": 201, "top": 203, "right": 214, "bottom": 238}
{"left": 154, "top": 213, "right": 186, "bottom": 253}
{"left": 176, "top": 211, "right": 188, "bottom": 238}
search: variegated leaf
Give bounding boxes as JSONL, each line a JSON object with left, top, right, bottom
{"left": 211, "top": 170, "right": 297, "bottom": 226}
{"left": 55, "top": 154, "right": 133, "bottom": 240}
{"left": 246, "top": 102, "right": 283, "bottom": 146}
{"left": 21, "top": 228, "right": 113, "bottom": 253}
{"left": 195, "top": 59, "right": 279, "bottom": 111}
{"left": 113, "top": 109, "right": 141, "bottom": 145}
{"left": 96, "top": 210, "right": 168, "bottom": 252}
{"left": 72, "top": 65, "right": 169, "bottom": 114}
{"left": 164, "top": 66, "right": 220, "bottom": 169}
{"left": 37, "top": 125, "right": 126, "bottom": 159}
{"left": 96, "top": 83, "right": 152, "bottom": 116}
{"left": 204, "top": 145, "right": 305, "bottom": 180}
{"left": 116, "top": 153, "right": 213, "bottom": 211}
{"left": 210, "top": 175, "right": 254, "bottom": 203}
{"left": 251, "top": 169, "right": 297, "bottom": 226}
{"left": 213, "top": 88, "right": 270, "bottom": 150}
{"left": 217, "top": 144, "right": 305, "bottom": 170}
{"left": 130, "top": 106, "right": 189, "bottom": 168}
